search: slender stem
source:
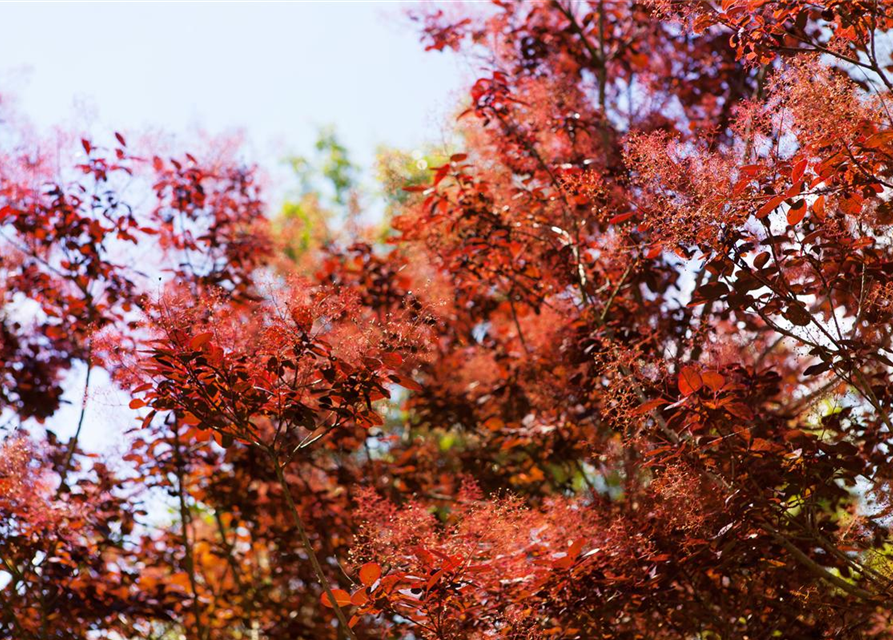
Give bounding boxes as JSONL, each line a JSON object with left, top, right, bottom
{"left": 508, "top": 296, "right": 529, "bottom": 353}
{"left": 58, "top": 357, "right": 93, "bottom": 489}
{"left": 599, "top": 261, "right": 633, "bottom": 325}
{"left": 213, "top": 510, "right": 256, "bottom": 631}
{"left": 173, "top": 424, "right": 205, "bottom": 640}
{"left": 39, "top": 348, "right": 95, "bottom": 636}
{"left": 761, "top": 524, "right": 879, "bottom": 601}
{"left": 270, "top": 451, "right": 358, "bottom": 640}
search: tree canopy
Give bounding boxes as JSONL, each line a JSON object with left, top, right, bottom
{"left": 3, "top": 1, "right": 893, "bottom": 638}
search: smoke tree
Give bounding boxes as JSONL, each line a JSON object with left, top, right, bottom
{"left": 2, "top": 1, "right": 893, "bottom": 638}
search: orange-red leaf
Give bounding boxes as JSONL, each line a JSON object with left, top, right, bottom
{"left": 182, "top": 412, "right": 201, "bottom": 426}
{"left": 631, "top": 398, "right": 668, "bottom": 416}
{"left": 381, "top": 352, "right": 403, "bottom": 368}
{"left": 813, "top": 195, "right": 825, "bottom": 219}
{"left": 608, "top": 211, "right": 635, "bottom": 224}
{"left": 320, "top": 589, "right": 352, "bottom": 608}
{"left": 141, "top": 410, "right": 157, "bottom": 429}
{"left": 394, "top": 375, "right": 423, "bottom": 392}
{"left": 678, "top": 366, "right": 703, "bottom": 396}
{"left": 483, "top": 417, "right": 505, "bottom": 431}
{"left": 701, "top": 371, "right": 725, "bottom": 392}
{"left": 724, "top": 401, "right": 754, "bottom": 420}
{"left": 791, "top": 158, "right": 807, "bottom": 183}
{"left": 863, "top": 130, "right": 893, "bottom": 149}
{"left": 756, "top": 194, "right": 785, "bottom": 219}
{"left": 359, "top": 562, "right": 381, "bottom": 586}
{"left": 190, "top": 332, "right": 213, "bottom": 350}
{"left": 786, "top": 200, "right": 806, "bottom": 226}
{"left": 427, "top": 568, "right": 445, "bottom": 589}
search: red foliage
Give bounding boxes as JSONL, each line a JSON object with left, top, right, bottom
{"left": 4, "top": 2, "right": 893, "bottom": 639}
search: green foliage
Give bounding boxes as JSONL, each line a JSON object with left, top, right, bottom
{"left": 374, "top": 144, "right": 452, "bottom": 215}
{"left": 275, "top": 127, "right": 360, "bottom": 261}
{"left": 287, "top": 126, "right": 358, "bottom": 207}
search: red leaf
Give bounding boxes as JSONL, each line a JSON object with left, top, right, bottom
{"left": 724, "top": 402, "right": 753, "bottom": 420}
{"left": 701, "top": 371, "right": 725, "bottom": 392}
{"left": 381, "top": 352, "right": 403, "bottom": 368}
{"left": 678, "top": 366, "right": 703, "bottom": 396}
{"left": 689, "top": 282, "right": 729, "bottom": 306}
{"left": 750, "top": 437, "right": 774, "bottom": 452}
{"left": 791, "top": 158, "right": 807, "bottom": 183}
{"left": 786, "top": 200, "right": 806, "bottom": 226}
{"left": 141, "top": 410, "right": 157, "bottom": 429}
{"left": 863, "top": 130, "right": 893, "bottom": 149}
{"left": 427, "top": 568, "right": 446, "bottom": 589}
{"left": 320, "top": 589, "right": 352, "bottom": 608}
{"left": 756, "top": 194, "right": 785, "bottom": 219}
{"left": 190, "top": 332, "right": 213, "bottom": 350}
{"left": 645, "top": 445, "right": 674, "bottom": 457}
{"left": 483, "top": 416, "right": 505, "bottom": 431}
{"left": 813, "top": 195, "right": 825, "bottom": 219}
{"left": 631, "top": 398, "right": 668, "bottom": 416}
{"left": 608, "top": 211, "right": 635, "bottom": 224}
{"left": 128, "top": 398, "right": 146, "bottom": 410}
{"left": 182, "top": 412, "right": 201, "bottom": 426}
{"left": 394, "top": 375, "right": 423, "bottom": 392}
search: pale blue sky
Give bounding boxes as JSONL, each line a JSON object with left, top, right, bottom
{"left": 0, "top": 2, "right": 470, "bottom": 454}
{"left": 0, "top": 2, "right": 468, "bottom": 173}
